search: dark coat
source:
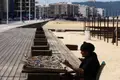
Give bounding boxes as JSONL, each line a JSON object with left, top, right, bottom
{"left": 79, "top": 52, "right": 100, "bottom": 80}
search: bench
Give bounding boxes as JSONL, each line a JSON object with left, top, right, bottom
{"left": 57, "top": 36, "right": 64, "bottom": 39}
{"left": 45, "top": 29, "right": 80, "bottom": 67}
{"left": 35, "top": 34, "right": 46, "bottom": 38}
{"left": 31, "top": 28, "right": 51, "bottom": 56}
{"left": 22, "top": 28, "right": 80, "bottom": 80}
{"left": 31, "top": 50, "right": 52, "bottom": 56}
{"left": 65, "top": 44, "right": 78, "bottom": 50}
{"left": 34, "top": 41, "right": 48, "bottom": 45}
{"left": 31, "top": 46, "right": 49, "bottom": 50}
{"left": 36, "top": 31, "right": 45, "bottom": 34}
{"left": 34, "top": 38, "right": 48, "bottom": 42}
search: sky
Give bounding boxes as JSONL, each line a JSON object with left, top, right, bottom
{"left": 36, "top": 0, "right": 120, "bottom": 4}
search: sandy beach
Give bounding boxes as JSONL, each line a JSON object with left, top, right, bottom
{"left": 44, "top": 20, "right": 120, "bottom": 80}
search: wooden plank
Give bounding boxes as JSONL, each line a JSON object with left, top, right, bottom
{"left": 22, "top": 66, "right": 66, "bottom": 73}
{"left": 0, "top": 29, "right": 24, "bottom": 79}
{"left": 21, "top": 28, "right": 80, "bottom": 80}
{"left": 27, "top": 73, "right": 60, "bottom": 80}
{"left": 8, "top": 34, "right": 30, "bottom": 80}
{"left": 31, "top": 50, "right": 52, "bottom": 56}
{"left": 34, "top": 41, "right": 48, "bottom": 46}
{"left": 35, "top": 34, "right": 46, "bottom": 38}
{"left": 65, "top": 44, "right": 78, "bottom": 50}
{"left": 0, "top": 39, "right": 20, "bottom": 78}
{"left": 2, "top": 30, "right": 29, "bottom": 77}
{"left": 12, "top": 29, "right": 36, "bottom": 80}
{"left": 34, "top": 38, "right": 48, "bottom": 42}
{"left": 0, "top": 28, "right": 36, "bottom": 80}
{"left": 36, "top": 31, "right": 45, "bottom": 34}
{"left": 31, "top": 46, "right": 49, "bottom": 50}
{"left": 44, "top": 29, "right": 80, "bottom": 68}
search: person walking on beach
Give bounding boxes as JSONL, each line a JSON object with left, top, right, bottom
{"left": 62, "top": 42, "right": 100, "bottom": 80}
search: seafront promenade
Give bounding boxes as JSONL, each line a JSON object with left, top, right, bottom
{"left": 0, "top": 20, "right": 120, "bottom": 80}
{"left": 0, "top": 20, "right": 50, "bottom": 80}
{"left": 0, "top": 20, "right": 49, "bottom": 32}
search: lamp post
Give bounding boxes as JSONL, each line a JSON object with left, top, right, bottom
{"left": 46, "top": 0, "right": 49, "bottom": 18}
{"left": 35, "top": 1, "right": 39, "bottom": 20}
{"left": 39, "top": 5, "right": 41, "bottom": 20}
{"left": 73, "top": 4, "right": 74, "bottom": 17}
{"left": 29, "top": 0, "right": 31, "bottom": 21}
{"left": 20, "top": 0, "right": 22, "bottom": 21}
{"left": 6, "top": 0, "right": 9, "bottom": 24}
{"left": 34, "top": 5, "right": 36, "bottom": 20}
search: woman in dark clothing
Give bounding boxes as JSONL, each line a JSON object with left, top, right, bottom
{"left": 63, "top": 42, "right": 100, "bottom": 80}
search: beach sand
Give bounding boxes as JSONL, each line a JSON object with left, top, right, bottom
{"left": 44, "top": 20, "right": 120, "bottom": 80}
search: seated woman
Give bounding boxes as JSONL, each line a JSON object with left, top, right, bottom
{"left": 62, "top": 42, "right": 100, "bottom": 80}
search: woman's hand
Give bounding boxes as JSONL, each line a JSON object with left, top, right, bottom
{"left": 62, "top": 60, "right": 73, "bottom": 68}
{"left": 63, "top": 60, "right": 70, "bottom": 65}
{"left": 62, "top": 60, "right": 84, "bottom": 75}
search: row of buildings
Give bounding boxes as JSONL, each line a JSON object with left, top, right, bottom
{"left": 36, "top": 2, "right": 105, "bottom": 20}
{"left": 36, "top": 2, "right": 78, "bottom": 19}
{"left": 0, "top": 1, "right": 104, "bottom": 23}
{"left": 0, "top": 0, "right": 35, "bottom": 22}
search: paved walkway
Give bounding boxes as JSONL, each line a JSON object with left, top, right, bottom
{"left": 0, "top": 19, "right": 49, "bottom": 32}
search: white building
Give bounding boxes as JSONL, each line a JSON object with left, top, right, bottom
{"left": 97, "top": 8, "right": 104, "bottom": 17}
{"left": 79, "top": 5, "right": 99, "bottom": 18}
{"left": 47, "top": 2, "right": 79, "bottom": 18}
{"left": 78, "top": 5, "right": 88, "bottom": 17}
{"left": 38, "top": 5, "right": 49, "bottom": 19}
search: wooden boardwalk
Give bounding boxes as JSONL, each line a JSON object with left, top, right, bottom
{"left": 0, "top": 28, "right": 36, "bottom": 80}
{"left": 0, "top": 27, "right": 80, "bottom": 80}
{"left": 45, "top": 29, "right": 80, "bottom": 68}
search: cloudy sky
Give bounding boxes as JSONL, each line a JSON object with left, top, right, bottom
{"left": 36, "top": 0, "right": 120, "bottom": 4}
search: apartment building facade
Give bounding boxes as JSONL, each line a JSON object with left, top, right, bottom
{"left": 14, "top": 0, "right": 35, "bottom": 19}
{"left": 48, "top": 2, "right": 79, "bottom": 18}
{"left": 78, "top": 5, "right": 98, "bottom": 18}
{"left": 97, "top": 8, "right": 104, "bottom": 17}
{"left": 0, "top": 0, "right": 11, "bottom": 22}
{"left": 0, "top": 0, "right": 4, "bottom": 22}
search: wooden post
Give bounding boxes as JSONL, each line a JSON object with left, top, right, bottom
{"left": 84, "top": 17, "right": 86, "bottom": 31}
{"left": 92, "top": 17, "right": 93, "bottom": 37}
{"left": 112, "top": 16, "right": 115, "bottom": 45}
{"left": 116, "top": 16, "right": 118, "bottom": 46}
{"left": 107, "top": 16, "right": 109, "bottom": 43}
{"left": 104, "top": 17, "right": 106, "bottom": 41}
{"left": 94, "top": 17, "right": 96, "bottom": 37}
{"left": 88, "top": 18, "right": 90, "bottom": 27}
{"left": 100, "top": 17, "right": 102, "bottom": 40}
{"left": 97, "top": 17, "right": 99, "bottom": 39}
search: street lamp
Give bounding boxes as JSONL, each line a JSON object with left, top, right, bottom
{"left": 34, "top": 5, "right": 36, "bottom": 20}
{"left": 20, "top": 0, "right": 22, "bottom": 21}
{"left": 35, "top": 1, "right": 39, "bottom": 20}
{"left": 45, "top": 0, "right": 49, "bottom": 19}
{"left": 73, "top": 4, "right": 74, "bottom": 17}
{"left": 39, "top": 5, "right": 41, "bottom": 20}
{"left": 29, "top": 0, "right": 31, "bottom": 21}
{"left": 6, "top": 0, "right": 9, "bottom": 24}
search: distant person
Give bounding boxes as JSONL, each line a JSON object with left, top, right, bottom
{"left": 62, "top": 42, "right": 100, "bottom": 80}
{"left": 22, "top": 17, "right": 26, "bottom": 23}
